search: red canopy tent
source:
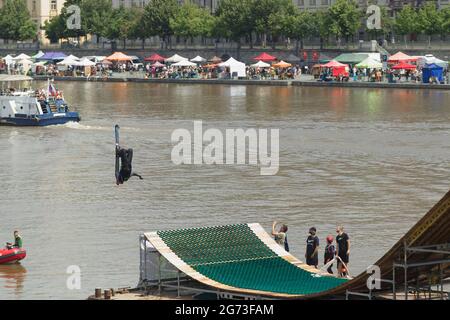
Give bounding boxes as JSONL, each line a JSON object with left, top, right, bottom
{"left": 253, "top": 52, "right": 277, "bottom": 62}
{"left": 387, "top": 51, "right": 418, "bottom": 64}
{"left": 321, "top": 60, "right": 349, "bottom": 77}
{"left": 144, "top": 53, "right": 166, "bottom": 62}
{"left": 391, "top": 62, "right": 417, "bottom": 70}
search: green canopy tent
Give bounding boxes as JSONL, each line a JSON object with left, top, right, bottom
{"left": 334, "top": 53, "right": 368, "bottom": 65}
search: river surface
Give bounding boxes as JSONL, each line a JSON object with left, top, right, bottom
{"left": 0, "top": 82, "right": 449, "bottom": 299}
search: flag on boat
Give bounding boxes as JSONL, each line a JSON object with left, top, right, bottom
{"left": 48, "top": 82, "right": 57, "bottom": 96}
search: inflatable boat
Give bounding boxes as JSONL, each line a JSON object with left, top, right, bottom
{"left": 0, "top": 247, "right": 26, "bottom": 264}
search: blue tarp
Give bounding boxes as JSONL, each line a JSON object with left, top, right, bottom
{"left": 422, "top": 63, "right": 443, "bottom": 83}
{"left": 37, "top": 52, "right": 67, "bottom": 61}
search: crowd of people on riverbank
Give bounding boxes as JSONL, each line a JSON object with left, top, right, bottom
{"left": 0, "top": 50, "right": 448, "bottom": 85}
{"left": 272, "top": 221, "right": 351, "bottom": 278}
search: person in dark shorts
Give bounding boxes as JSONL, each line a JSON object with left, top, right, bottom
{"left": 116, "top": 147, "right": 143, "bottom": 185}
{"left": 336, "top": 226, "right": 351, "bottom": 277}
{"left": 324, "top": 235, "right": 335, "bottom": 274}
{"left": 305, "top": 227, "right": 319, "bottom": 268}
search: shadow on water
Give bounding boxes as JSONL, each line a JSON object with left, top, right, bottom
{"left": 0, "top": 263, "right": 27, "bottom": 297}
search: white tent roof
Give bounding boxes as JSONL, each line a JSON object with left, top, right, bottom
{"left": 32, "top": 51, "right": 45, "bottom": 59}
{"left": 165, "top": 54, "right": 188, "bottom": 63}
{"left": 78, "top": 58, "right": 96, "bottom": 66}
{"left": 3, "top": 55, "right": 15, "bottom": 64}
{"left": 57, "top": 57, "right": 80, "bottom": 66}
{"left": 13, "top": 53, "right": 31, "bottom": 60}
{"left": 190, "top": 55, "right": 206, "bottom": 63}
{"left": 355, "top": 56, "right": 383, "bottom": 69}
{"left": 418, "top": 54, "right": 448, "bottom": 69}
{"left": 66, "top": 54, "right": 80, "bottom": 61}
{"left": 218, "top": 57, "right": 245, "bottom": 67}
{"left": 251, "top": 60, "right": 270, "bottom": 68}
{"left": 17, "top": 58, "right": 33, "bottom": 66}
{"left": 172, "top": 60, "right": 197, "bottom": 67}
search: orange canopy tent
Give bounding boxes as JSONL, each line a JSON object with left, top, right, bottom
{"left": 387, "top": 51, "right": 418, "bottom": 63}
{"left": 321, "top": 60, "right": 348, "bottom": 68}
{"left": 272, "top": 60, "right": 292, "bottom": 68}
{"left": 144, "top": 53, "right": 166, "bottom": 62}
{"left": 253, "top": 52, "right": 277, "bottom": 62}
{"left": 203, "top": 63, "right": 218, "bottom": 68}
{"left": 105, "top": 52, "right": 132, "bottom": 61}
{"left": 209, "top": 56, "right": 222, "bottom": 63}
{"left": 391, "top": 62, "right": 417, "bottom": 70}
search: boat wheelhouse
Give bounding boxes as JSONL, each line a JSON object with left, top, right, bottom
{"left": 0, "top": 75, "right": 80, "bottom": 126}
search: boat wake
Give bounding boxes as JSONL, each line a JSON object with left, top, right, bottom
{"left": 56, "top": 122, "right": 110, "bottom": 131}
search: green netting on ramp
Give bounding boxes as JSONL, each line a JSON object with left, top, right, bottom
{"left": 157, "top": 224, "right": 348, "bottom": 295}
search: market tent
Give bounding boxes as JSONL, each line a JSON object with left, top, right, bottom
{"left": 190, "top": 55, "right": 207, "bottom": 63}
{"left": 209, "top": 56, "right": 222, "bottom": 63}
{"left": 78, "top": 58, "right": 96, "bottom": 66}
{"left": 66, "top": 54, "right": 80, "bottom": 61}
{"left": 417, "top": 54, "right": 448, "bottom": 69}
{"left": 321, "top": 60, "right": 349, "bottom": 77}
{"left": 334, "top": 53, "right": 368, "bottom": 64}
{"left": 391, "top": 62, "right": 416, "bottom": 70}
{"left": 355, "top": 57, "right": 383, "bottom": 69}
{"left": 251, "top": 60, "right": 271, "bottom": 68}
{"left": 253, "top": 52, "right": 276, "bottom": 62}
{"left": 422, "top": 63, "right": 444, "bottom": 83}
{"left": 57, "top": 57, "right": 80, "bottom": 66}
{"left": 17, "top": 58, "right": 33, "bottom": 66}
{"left": 32, "top": 51, "right": 45, "bottom": 59}
{"left": 165, "top": 54, "right": 188, "bottom": 63}
{"left": 101, "top": 59, "right": 113, "bottom": 66}
{"left": 105, "top": 52, "right": 132, "bottom": 61}
{"left": 144, "top": 53, "right": 166, "bottom": 62}
{"left": 151, "top": 61, "right": 165, "bottom": 68}
{"left": 203, "top": 63, "right": 218, "bottom": 68}
{"left": 272, "top": 60, "right": 292, "bottom": 68}
{"left": 3, "top": 55, "right": 15, "bottom": 65}
{"left": 218, "top": 57, "right": 246, "bottom": 78}
{"left": 388, "top": 51, "right": 417, "bottom": 63}
{"left": 172, "top": 60, "right": 197, "bottom": 67}
{"left": 12, "top": 53, "right": 31, "bottom": 60}
{"left": 286, "top": 54, "right": 302, "bottom": 63}
{"left": 37, "top": 51, "right": 67, "bottom": 61}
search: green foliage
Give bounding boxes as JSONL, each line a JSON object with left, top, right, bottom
{"left": 0, "top": 0, "right": 37, "bottom": 41}
{"left": 140, "top": 0, "right": 180, "bottom": 40}
{"left": 104, "top": 6, "right": 138, "bottom": 42}
{"left": 441, "top": 7, "right": 450, "bottom": 35}
{"left": 418, "top": 2, "right": 442, "bottom": 37}
{"left": 170, "top": 3, "right": 215, "bottom": 41}
{"left": 80, "top": 0, "right": 113, "bottom": 38}
{"left": 215, "top": 0, "right": 253, "bottom": 42}
{"left": 394, "top": 4, "right": 420, "bottom": 36}
{"left": 327, "top": 0, "right": 362, "bottom": 39}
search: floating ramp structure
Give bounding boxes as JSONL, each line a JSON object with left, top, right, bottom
{"left": 140, "top": 189, "right": 450, "bottom": 299}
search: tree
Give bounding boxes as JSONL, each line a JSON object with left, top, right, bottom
{"left": 327, "top": 0, "right": 362, "bottom": 47}
{"left": 0, "top": 0, "right": 37, "bottom": 41}
{"left": 141, "top": 0, "right": 180, "bottom": 49}
{"left": 80, "top": 0, "right": 114, "bottom": 43}
{"left": 418, "top": 2, "right": 443, "bottom": 47}
{"left": 105, "top": 6, "right": 138, "bottom": 48}
{"left": 441, "top": 7, "right": 450, "bottom": 39}
{"left": 215, "top": 0, "right": 253, "bottom": 55}
{"left": 310, "top": 10, "right": 332, "bottom": 49}
{"left": 170, "top": 3, "right": 215, "bottom": 48}
{"left": 394, "top": 4, "right": 420, "bottom": 48}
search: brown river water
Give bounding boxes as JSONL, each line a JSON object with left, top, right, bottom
{"left": 0, "top": 82, "right": 449, "bottom": 299}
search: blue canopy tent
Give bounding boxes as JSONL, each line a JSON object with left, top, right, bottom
{"left": 422, "top": 63, "right": 443, "bottom": 84}
{"left": 37, "top": 52, "right": 67, "bottom": 62}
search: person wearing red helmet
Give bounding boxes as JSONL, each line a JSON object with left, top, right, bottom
{"left": 324, "top": 235, "right": 336, "bottom": 274}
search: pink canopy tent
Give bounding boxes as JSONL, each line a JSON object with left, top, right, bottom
{"left": 387, "top": 52, "right": 418, "bottom": 64}
{"left": 253, "top": 52, "right": 277, "bottom": 62}
{"left": 144, "top": 53, "right": 166, "bottom": 62}
{"left": 391, "top": 62, "right": 417, "bottom": 70}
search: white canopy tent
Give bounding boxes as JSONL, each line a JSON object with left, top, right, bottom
{"left": 66, "top": 54, "right": 80, "bottom": 61}
{"left": 251, "top": 60, "right": 271, "bottom": 68}
{"left": 355, "top": 57, "right": 383, "bottom": 69}
{"left": 218, "top": 57, "right": 246, "bottom": 78}
{"left": 78, "top": 58, "right": 96, "bottom": 66}
{"left": 165, "top": 54, "right": 188, "bottom": 63}
{"left": 12, "top": 53, "right": 31, "bottom": 61}
{"left": 190, "top": 55, "right": 207, "bottom": 63}
{"left": 417, "top": 54, "right": 448, "bottom": 69}
{"left": 171, "top": 60, "right": 197, "bottom": 67}
{"left": 57, "top": 57, "right": 80, "bottom": 66}
{"left": 3, "top": 55, "right": 15, "bottom": 66}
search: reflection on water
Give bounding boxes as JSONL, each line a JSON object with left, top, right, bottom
{"left": 0, "top": 82, "right": 449, "bottom": 299}
{"left": 0, "top": 264, "right": 27, "bottom": 297}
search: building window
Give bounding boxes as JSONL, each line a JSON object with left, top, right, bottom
{"left": 309, "top": 0, "right": 316, "bottom": 6}
{"left": 50, "top": 0, "right": 57, "bottom": 11}
{"left": 321, "top": 0, "right": 328, "bottom": 5}
{"left": 298, "top": 0, "right": 305, "bottom": 6}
